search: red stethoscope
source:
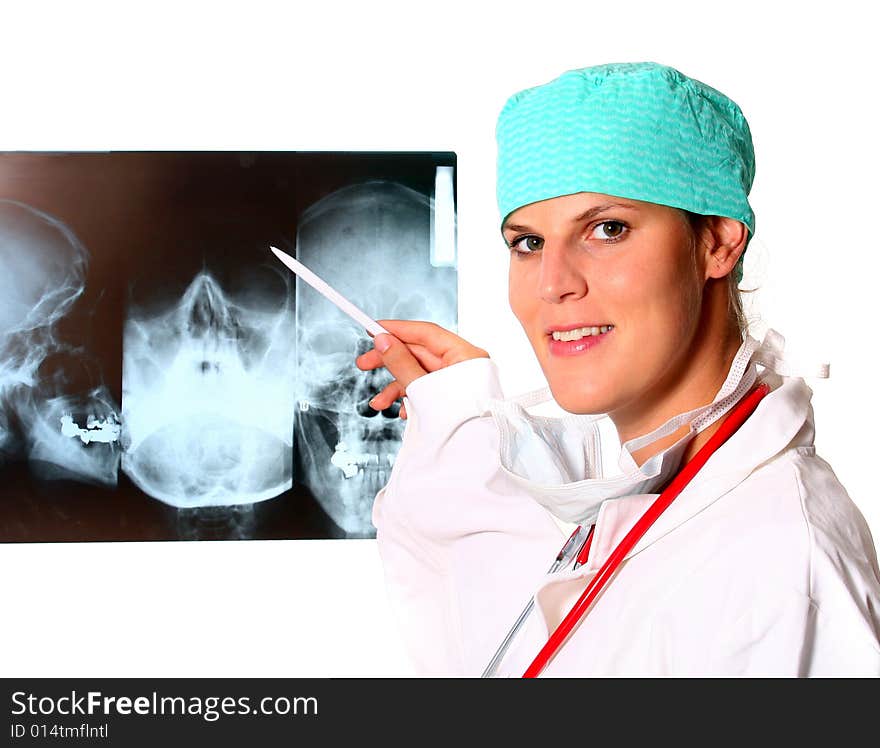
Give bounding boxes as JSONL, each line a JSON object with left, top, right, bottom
{"left": 481, "top": 382, "right": 771, "bottom": 678}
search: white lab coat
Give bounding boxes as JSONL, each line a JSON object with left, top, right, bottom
{"left": 372, "top": 357, "right": 880, "bottom": 677}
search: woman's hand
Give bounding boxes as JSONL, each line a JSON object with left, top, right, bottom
{"left": 355, "top": 319, "right": 489, "bottom": 419}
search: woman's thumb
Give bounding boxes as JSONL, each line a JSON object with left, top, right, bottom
{"left": 373, "top": 333, "right": 427, "bottom": 390}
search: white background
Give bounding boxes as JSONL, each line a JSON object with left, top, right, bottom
{"left": 1, "top": 1, "right": 877, "bottom": 677}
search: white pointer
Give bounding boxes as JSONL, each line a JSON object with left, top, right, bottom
{"left": 269, "top": 246, "right": 390, "bottom": 337}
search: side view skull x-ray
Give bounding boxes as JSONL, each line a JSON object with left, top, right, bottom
{"left": 0, "top": 198, "right": 122, "bottom": 487}
{"left": 0, "top": 152, "right": 457, "bottom": 542}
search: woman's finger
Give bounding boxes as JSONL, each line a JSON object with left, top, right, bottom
{"left": 356, "top": 342, "right": 443, "bottom": 374}
{"left": 377, "top": 320, "right": 488, "bottom": 365}
{"left": 355, "top": 348, "right": 384, "bottom": 371}
{"left": 369, "top": 379, "right": 404, "bottom": 411}
{"left": 405, "top": 343, "right": 445, "bottom": 372}
{"left": 372, "top": 333, "right": 428, "bottom": 390}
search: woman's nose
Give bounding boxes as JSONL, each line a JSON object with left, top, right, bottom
{"left": 538, "top": 245, "right": 588, "bottom": 304}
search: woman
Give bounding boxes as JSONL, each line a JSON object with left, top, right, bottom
{"left": 356, "top": 62, "right": 880, "bottom": 676}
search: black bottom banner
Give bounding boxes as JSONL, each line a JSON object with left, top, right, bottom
{"left": 1, "top": 677, "right": 870, "bottom": 744}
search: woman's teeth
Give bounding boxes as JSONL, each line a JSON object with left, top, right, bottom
{"left": 551, "top": 325, "right": 613, "bottom": 342}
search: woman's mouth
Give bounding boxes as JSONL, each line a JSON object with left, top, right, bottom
{"left": 547, "top": 324, "right": 614, "bottom": 356}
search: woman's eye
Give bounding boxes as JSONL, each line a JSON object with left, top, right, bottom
{"left": 509, "top": 235, "right": 544, "bottom": 254}
{"left": 591, "top": 221, "right": 627, "bottom": 240}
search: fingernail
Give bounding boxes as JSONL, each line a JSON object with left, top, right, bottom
{"left": 374, "top": 333, "right": 392, "bottom": 353}
{"left": 368, "top": 397, "right": 378, "bottom": 410}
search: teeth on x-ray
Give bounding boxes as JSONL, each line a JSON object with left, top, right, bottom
{"left": 60, "top": 413, "right": 122, "bottom": 444}
{"left": 121, "top": 271, "right": 297, "bottom": 509}
{"left": 294, "top": 179, "right": 457, "bottom": 536}
{"left": 26, "top": 387, "right": 122, "bottom": 485}
{"left": 330, "top": 442, "right": 397, "bottom": 480}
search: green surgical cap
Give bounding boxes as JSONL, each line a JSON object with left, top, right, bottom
{"left": 496, "top": 62, "right": 755, "bottom": 282}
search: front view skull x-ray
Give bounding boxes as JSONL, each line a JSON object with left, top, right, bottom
{"left": 294, "top": 179, "right": 457, "bottom": 536}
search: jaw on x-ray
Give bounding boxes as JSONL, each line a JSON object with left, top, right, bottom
{"left": 1, "top": 158, "right": 456, "bottom": 541}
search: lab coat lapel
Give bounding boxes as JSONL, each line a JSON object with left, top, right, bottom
{"left": 532, "top": 374, "right": 814, "bottom": 636}
{"left": 628, "top": 374, "right": 814, "bottom": 557}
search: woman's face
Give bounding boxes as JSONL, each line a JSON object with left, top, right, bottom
{"left": 505, "top": 192, "right": 705, "bottom": 417}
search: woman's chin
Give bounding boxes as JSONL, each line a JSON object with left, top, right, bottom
{"left": 537, "top": 355, "right": 620, "bottom": 414}
{"left": 548, "top": 384, "right": 611, "bottom": 415}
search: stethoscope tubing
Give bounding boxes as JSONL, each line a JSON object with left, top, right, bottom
{"left": 481, "top": 524, "right": 593, "bottom": 677}
{"left": 522, "top": 382, "right": 770, "bottom": 677}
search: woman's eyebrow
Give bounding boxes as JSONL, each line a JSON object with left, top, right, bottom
{"left": 501, "top": 202, "right": 638, "bottom": 234}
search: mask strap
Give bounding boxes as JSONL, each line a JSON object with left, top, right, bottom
{"left": 623, "top": 336, "right": 760, "bottom": 453}
{"left": 507, "top": 386, "right": 607, "bottom": 431}
{"left": 509, "top": 386, "right": 554, "bottom": 409}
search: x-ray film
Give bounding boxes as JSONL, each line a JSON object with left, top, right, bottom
{"left": 0, "top": 152, "right": 457, "bottom": 541}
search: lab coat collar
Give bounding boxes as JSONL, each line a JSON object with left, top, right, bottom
{"left": 533, "top": 373, "right": 814, "bottom": 628}
{"left": 619, "top": 372, "right": 812, "bottom": 561}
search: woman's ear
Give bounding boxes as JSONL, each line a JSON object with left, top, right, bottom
{"left": 702, "top": 216, "right": 748, "bottom": 280}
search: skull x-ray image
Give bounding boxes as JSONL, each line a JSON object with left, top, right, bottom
{"left": 0, "top": 152, "right": 457, "bottom": 542}
{"left": 295, "top": 180, "right": 457, "bottom": 535}
{"left": 0, "top": 198, "right": 122, "bottom": 486}
{"left": 121, "top": 270, "right": 296, "bottom": 509}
